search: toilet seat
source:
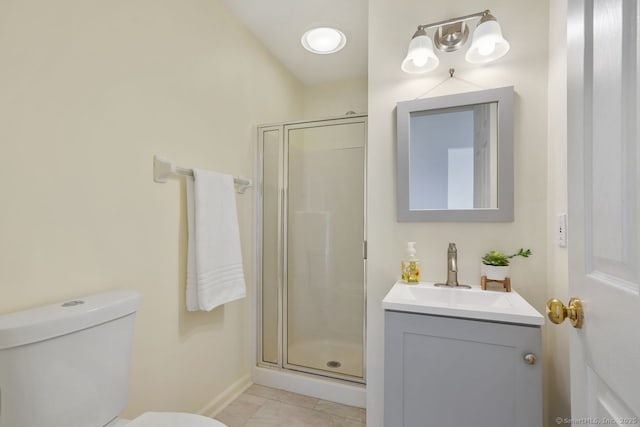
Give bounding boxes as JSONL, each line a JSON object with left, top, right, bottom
{"left": 125, "top": 412, "right": 226, "bottom": 427}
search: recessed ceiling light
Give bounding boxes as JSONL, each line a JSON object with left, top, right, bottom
{"left": 301, "top": 27, "right": 346, "bottom": 54}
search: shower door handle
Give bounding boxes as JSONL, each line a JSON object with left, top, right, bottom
{"left": 362, "top": 241, "right": 367, "bottom": 260}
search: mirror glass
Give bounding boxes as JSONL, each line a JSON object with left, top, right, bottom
{"left": 409, "top": 103, "right": 498, "bottom": 210}
{"left": 397, "top": 86, "right": 514, "bottom": 222}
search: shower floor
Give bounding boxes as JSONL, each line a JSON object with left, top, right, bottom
{"left": 287, "top": 339, "right": 363, "bottom": 380}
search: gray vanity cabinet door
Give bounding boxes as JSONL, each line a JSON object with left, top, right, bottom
{"left": 384, "top": 310, "right": 542, "bottom": 427}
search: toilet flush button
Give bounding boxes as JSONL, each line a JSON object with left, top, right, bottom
{"left": 62, "top": 300, "right": 85, "bottom": 307}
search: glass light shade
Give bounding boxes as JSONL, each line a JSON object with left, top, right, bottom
{"left": 401, "top": 34, "right": 439, "bottom": 74}
{"left": 465, "top": 20, "right": 510, "bottom": 64}
{"left": 301, "top": 27, "right": 347, "bottom": 54}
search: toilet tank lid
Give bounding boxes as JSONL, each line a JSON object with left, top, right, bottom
{"left": 0, "top": 290, "right": 141, "bottom": 350}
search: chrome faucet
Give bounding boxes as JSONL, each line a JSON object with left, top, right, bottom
{"left": 446, "top": 243, "right": 459, "bottom": 286}
{"left": 435, "top": 243, "right": 471, "bottom": 288}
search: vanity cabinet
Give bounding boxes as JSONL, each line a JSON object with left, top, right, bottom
{"left": 384, "top": 310, "right": 542, "bottom": 427}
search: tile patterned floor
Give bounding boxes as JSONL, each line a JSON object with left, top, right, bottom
{"left": 214, "top": 384, "right": 366, "bottom": 427}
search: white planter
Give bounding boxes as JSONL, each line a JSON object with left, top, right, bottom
{"left": 482, "top": 264, "right": 510, "bottom": 281}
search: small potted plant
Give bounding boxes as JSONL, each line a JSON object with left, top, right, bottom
{"left": 481, "top": 248, "right": 532, "bottom": 280}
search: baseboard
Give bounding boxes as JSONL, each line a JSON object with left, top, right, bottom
{"left": 198, "top": 373, "right": 253, "bottom": 417}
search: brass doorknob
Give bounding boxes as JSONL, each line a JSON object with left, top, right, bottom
{"left": 546, "top": 297, "right": 584, "bottom": 328}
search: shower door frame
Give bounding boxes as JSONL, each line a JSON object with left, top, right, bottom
{"left": 256, "top": 123, "right": 285, "bottom": 369}
{"left": 255, "top": 115, "right": 367, "bottom": 385}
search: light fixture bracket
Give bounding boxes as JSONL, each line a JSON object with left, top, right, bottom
{"left": 433, "top": 21, "right": 469, "bottom": 53}
{"left": 417, "top": 10, "right": 490, "bottom": 53}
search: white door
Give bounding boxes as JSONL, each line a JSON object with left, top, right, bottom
{"left": 566, "top": 0, "right": 640, "bottom": 424}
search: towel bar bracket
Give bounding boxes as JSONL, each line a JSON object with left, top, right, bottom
{"left": 153, "top": 156, "right": 174, "bottom": 184}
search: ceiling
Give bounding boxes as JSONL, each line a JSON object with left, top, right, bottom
{"left": 223, "top": 0, "right": 368, "bottom": 86}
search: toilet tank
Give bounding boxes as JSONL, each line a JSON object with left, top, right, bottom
{"left": 0, "top": 290, "right": 141, "bottom": 427}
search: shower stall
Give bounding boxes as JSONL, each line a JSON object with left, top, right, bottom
{"left": 255, "top": 115, "right": 366, "bottom": 399}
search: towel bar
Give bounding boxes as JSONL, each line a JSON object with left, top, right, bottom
{"left": 153, "top": 155, "right": 252, "bottom": 194}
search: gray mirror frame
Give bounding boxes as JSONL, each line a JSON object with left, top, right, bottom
{"left": 396, "top": 86, "right": 514, "bottom": 222}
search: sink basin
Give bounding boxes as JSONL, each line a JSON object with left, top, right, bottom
{"left": 406, "top": 286, "right": 513, "bottom": 309}
{"left": 382, "top": 281, "right": 544, "bottom": 325}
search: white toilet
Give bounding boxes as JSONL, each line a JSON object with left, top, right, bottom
{"left": 0, "top": 290, "right": 226, "bottom": 427}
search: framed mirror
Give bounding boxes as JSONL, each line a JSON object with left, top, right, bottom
{"left": 396, "top": 86, "right": 514, "bottom": 222}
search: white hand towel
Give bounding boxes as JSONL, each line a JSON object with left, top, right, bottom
{"left": 186, "top": 169, "right": 246, "bottom": 311}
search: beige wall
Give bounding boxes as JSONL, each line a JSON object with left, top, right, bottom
{"left": 0, "top": 0, "right": 303, "bottom": 418}
{"left": 303, "top": 76, "right": 368, "bottom": 118}
{"left": 545, "top": 0, "right": 571, "bottom": 424}
{"left": 367, "top": 0, "right": 550, "bottom": 425}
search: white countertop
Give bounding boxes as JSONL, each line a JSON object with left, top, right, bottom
{"left": 382, "top": 281, "right": 544, "bottom": 326}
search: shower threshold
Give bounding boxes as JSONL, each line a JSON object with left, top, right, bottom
{"left": 253, "top": 365, "right": 366, "bottom": 408}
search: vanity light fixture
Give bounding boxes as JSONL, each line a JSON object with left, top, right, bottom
{"left": 401, "top": 10, "right": 510, "bottom": 74}
{"left": 301, "top": 27, "right": 347, "bottom": 54}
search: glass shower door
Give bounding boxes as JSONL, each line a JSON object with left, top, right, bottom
{"left": 284, "top": 119, "right": 366, "bottom": 381}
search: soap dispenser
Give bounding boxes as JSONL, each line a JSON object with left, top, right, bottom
{"left": 401, "top": 242, "right": 421, "bottom": 284}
